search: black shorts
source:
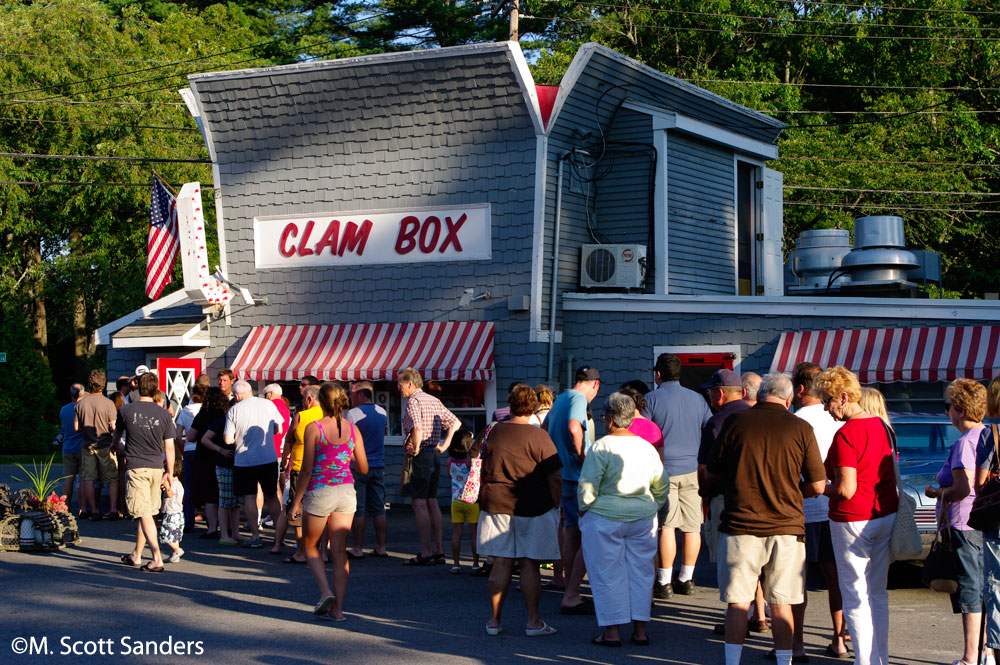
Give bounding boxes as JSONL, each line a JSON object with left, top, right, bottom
{"left": 233, "top": 462, "right": 280, "bottom": 499}
{"left": 402, "top": 448, "right": 440, "bottom": 500}
{"left": 805, "top": 520, "right": 836, "bottom": 564}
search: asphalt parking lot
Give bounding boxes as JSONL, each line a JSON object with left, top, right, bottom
{"left": 0, "top": 466, "right": 962, "bottom": 665}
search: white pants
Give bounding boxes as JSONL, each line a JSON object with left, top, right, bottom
{"left": 580, "top": 511, "right": 658, "bottom": 627}
{"left": 829, "top": 514, "right": 894, "bottom": 665}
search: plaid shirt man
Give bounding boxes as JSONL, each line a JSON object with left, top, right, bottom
{"left": 403, "top": 390, "right": 459, "bottom": 451}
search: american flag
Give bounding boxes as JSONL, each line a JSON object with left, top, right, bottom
{"left": 145, "top": 176, "right": 180, "bottom": 299}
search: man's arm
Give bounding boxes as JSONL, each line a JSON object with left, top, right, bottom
{"left": 435, "top": 415, "right": 462, "bottom": 453}
{"left": 567, "top": 419, "right": 585, "bottom": 463}
{"left": 281, "top": 413, "right": 300, "bottom": 468}
{"left": 162, "top": 437, "right": 175, "bottom": 490}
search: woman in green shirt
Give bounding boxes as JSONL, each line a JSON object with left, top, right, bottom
{"left": 578, "top": 391, "right": 669, "bottom": 647}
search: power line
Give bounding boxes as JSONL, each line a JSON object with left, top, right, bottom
{"left": 771, "top": 110, "right": 997, "bottom": 115}
{"left": 533, "top": 0, "right": 1000, "bottom": 33}
{"left": 785, "top": 201, "right": 1000, "bottom": 214}
{"left": 795, "top": 0, "right": 1000, "bottom": 17}
{"left": 785, "top": 185, "right": 998, "bottom": 196}
{"left": 0, "top": 180, "right": 214, "bottom": 188}
{"left": 685, "top": 78, "right": 1000, "bottom": 92}
{"left": 0, "top": 116, "right": 198, "bottom": 131}
{"left": 3, "top": 98, "right": 185, "bottom": 107}
{"left": 0, "top": 152, "right": 210, "bottom": 164}
{"left": 778, "top": 157, "right": 999, "bottom": 168}
{"left": 528, "top": 17, "right": 1000, "bottom": 41}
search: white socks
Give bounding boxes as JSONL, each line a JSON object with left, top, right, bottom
{"left": 678, "top": 565, "right": 695, "bottom": 582}
{"left": 657, "top": 567, "right": 672, "bottom": 585}
{"left": 725, "top": 643, "right": 744, "bottom": 665}
{"left": 774, "top": 649, "right": 793, "bottom": 665}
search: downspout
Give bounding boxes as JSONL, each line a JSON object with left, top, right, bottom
{"left": 546, "top": 151, "right": 573, "bottom": 384}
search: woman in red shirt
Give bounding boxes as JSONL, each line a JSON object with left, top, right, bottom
{"left": 815, "top": 367, "right": 898, "bottom": 665}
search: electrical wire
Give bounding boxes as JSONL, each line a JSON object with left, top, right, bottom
{"left": 684, "top": 78, "right": 1000, "bottom": 92}
{"left": 785, "top": 186, "right": 998, "bottom": 196}
{"left": 0, "top": 152, "right": 210, "bottom": 164}
{"left": 784, "top": 201, "right": 1000, "bottom": 214}
{"left": 777, "top": 157, "right": 999, "bottom": 168}
{"left": 0, "top": 180, "right": 213, "bottom": 188}
{"left": 0, "top": 116, "right": 198, "bottom": 131}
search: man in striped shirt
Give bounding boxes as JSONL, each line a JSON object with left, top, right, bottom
{"left": 398, "top": 367, "right": 461, "bottom": 566}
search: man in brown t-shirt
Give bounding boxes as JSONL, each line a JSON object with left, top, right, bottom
{"left": 74, "top": 369, "right": 120, "bottom": 520}
{"left": 705, "top": 373, "right": 826, "bottom": 665}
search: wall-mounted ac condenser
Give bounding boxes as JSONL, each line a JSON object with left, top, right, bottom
{"left": 579, "top": 244, "right": 646, "bottom": 288}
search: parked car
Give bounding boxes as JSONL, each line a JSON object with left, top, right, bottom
{"left": 891, "top": 412, "right": 962, "bottom": 552}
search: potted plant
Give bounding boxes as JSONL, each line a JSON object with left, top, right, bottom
{"left": 11, "top": 456, "right": 77, "bottom": 549}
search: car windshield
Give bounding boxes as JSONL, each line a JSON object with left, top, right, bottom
{"left": 893, "top": 421, "right": 962, "bottom": 457}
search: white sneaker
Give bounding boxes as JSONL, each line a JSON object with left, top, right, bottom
{"left": 167, "top": 548, "right": 184, "bottom": 564}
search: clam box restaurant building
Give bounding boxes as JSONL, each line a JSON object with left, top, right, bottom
{"left": 95, "top": 41, "right": 1000, "bottom": 500}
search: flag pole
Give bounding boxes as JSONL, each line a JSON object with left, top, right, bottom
{"left": 151, "top": 169, "right": 178, "bottom": 197}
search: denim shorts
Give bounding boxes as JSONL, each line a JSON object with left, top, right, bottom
{"left": 950, "top": 527, "right": 983, "bottom": 614}
{"left": 984, "top": 533, "right": 1000, "bottom": 648}
{"left": 561, "top": 480, "right": 580, "bottom": 529}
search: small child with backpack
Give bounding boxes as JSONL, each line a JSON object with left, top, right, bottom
{"left": 448, "top": 429, "right": 483, "bottom": 575}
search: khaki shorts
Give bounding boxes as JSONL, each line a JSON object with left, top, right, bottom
{"left": 63, "top": 453, "right": 82, "bottom": 476}
{"left": 81, "top": 447, "right": 118, "bottom": 483}
{"left": 661, "top": 470, "right": 703, "bottom": 532}
{"left": 126, "top": 468, "right": 163, "bottom": 518}
{"left": 302, "top": 483, "right": 356, "bottom": 518}
{"left": 477, "top": 508, "right": 561, "bottom": 561}
{"left": 718, "top": 533, "right": 806, "bottom": 605}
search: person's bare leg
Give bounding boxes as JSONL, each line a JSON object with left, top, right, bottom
{"left": 244, "top": 494, "right": 261, "bottom": 540}
{"left": 560, "top": 525, "right": 581, "bottom": 602}
{"left": 303, "top": 513, "right": 332, "bottom": 601}
{"left": 349, "top": 513, "right": 366, "bottom": 557}
{"left": 633, "top": 620, "right": 648, "bottom": 642}
{"left": 62, "top": 476, "right": 76, "bottom": 513}
{"left": 792, "top": 591, "right": 808, "bottom": 656}
{"left": 726, "top": 602, "right": 751, "bottom": 645}
{"left": 295, "top": 525, "right": 307, "bottom": 560}
{"left": 131, "top": 520, "right": 147, "bottom": 563}
{"left": 217, "top": 504, "right": 231, "bottom": 541}
{"left": 82, "top": 480, "right": 97, "bottom": 515}
{"left": 561, "top": 548, "right": 588, "bottom": 608}
{"left": 271, "top": 511, "right": 290, "bottom": 553}
{"left": 228, "top": 506, "right": 243, "bottom": 540}
{"left": 488, "top": 557, "right": 514, "bottom": 630}
{"left": 204, "top": 502, "right": 218, "bottom": 533}
{"left": 373, "top": 514, "right": 388, "bottom": 555}
{"left": 754, "top": 582, "right": 768, "bottom": 624}
{"left": 820, "top": 560, "right": 847, "bottom": 653}
{"left": 470, "top": 523, "right": 479, "bottom": 567}
{"left": 770, "top": 604, "right": 794, "bottom": 651}
{"left": 659, "top": 526, "right": 677, "bottom": 571}
{"left": 428, "top": 500, "right": 444, "bottom": 556}
{"left": 451, "top": 522, "right": 463, "bottom": 567}
{"left": 681, "top": 530, "right": 701, "bottom": 566}
{"left": 108, "top": 480, "right": 119, "bottom": 514}
{"left": 411, "top": 498, "right": 432, "bottom": 557}
{"left": 265, "top": 494, "right": 282, "bottom": 545}
{"left": 327, "top": 512, "right": 354, "bottom": 620}
{"left": 552, "top": 520, "right": 566, "bottom": 587}
{"left": 963, "top": 613, "right": 982, "bottom": 664}
{"left": 138, "top": 515, "right": 163, "bottom": 567}
{"left": 520, "top": 558, "right": 545, "bottom": 630}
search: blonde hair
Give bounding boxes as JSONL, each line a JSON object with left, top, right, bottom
{"left": 946, "top": 378, "right": 987, "bottom": 423}
{"left": 987, "top": 376, "right": 1000, "bottom": 419}
{"left": 814, "top": 366, "right": 862, "bottom": 404}
{"left": 860, "top": 387, "right": 891, "bottom": 429}
{"left": 535, "top": 384, "right": 555, "bottom": 409}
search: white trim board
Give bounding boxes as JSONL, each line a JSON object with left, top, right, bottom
{"left": 94, "top": 290, "right": 190, "bottom": 346}
{"left": 627, "top": 102, "right": 779, "bottom": 160}
{"left": 653, "top": 344, "right": 743, "bottom": 373}
{"left": 529, "top": 134, "right": 548, "bottom": 341}
{"left": 113, "top": 326, "right": 209, "bottom": 350}
{"left": 562, "top": 292, "right": 1000, "bottom": 320}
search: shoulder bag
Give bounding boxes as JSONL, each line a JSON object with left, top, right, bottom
{"left": 884, "top": 420, "right": 923, "bottom": 561}
{"left": 922, "top": 501, "right": 959, "bottom": 593}
{"left": 968, "top": 424, "right": 1000, "bottom": 531}
{"left": 458, "top": 422, "right": 497, "bottom": 504}
{"left": 398, "top": 431, "right": 414, "bottom": 497}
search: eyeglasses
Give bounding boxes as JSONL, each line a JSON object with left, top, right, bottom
{"left": 821, "top": 395, "right": 835, "bottom": 407}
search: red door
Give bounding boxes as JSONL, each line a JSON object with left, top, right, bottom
{"left": 675, "top": 352, "right": 736, "bottom": 394}
{"left": 156, "top": 358, "right": 203, "bottom": 410}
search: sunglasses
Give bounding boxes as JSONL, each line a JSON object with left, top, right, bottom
{"left": 821, "top": 395, "right": 835, "bottom": 407}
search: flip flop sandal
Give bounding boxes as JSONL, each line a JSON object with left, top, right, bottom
{"left": 631, "top": 635, "right": 650, "bottom": 646}
{"left": 313, "top": 595, "right": 336, "bottom": 616}
{"left": 525, "top": 622, "right": 557, "bottom": 637}
{"left": 591, "top": 635, "right": 621, "bottom": 647}
{"left": 485, "top": 624, "right": 502, "bottom": 636}
{"left": 139, "top": 563, "right": 164, "bottom": 572}
{"left": 432, "top": 554, "right": 446, "bottom": 564}
{"left": 282, "top": 557, "right": 307, "bottom": 564}
{"left": 403, "top": 554, "right": 435, "bottom": 566}
{"left": 120, "top": 554, "right": 139, "bottom": 566}
{"left": 560, "top": 598, "right": 596, "bottom": 615}
{"left": 450, "top": 566, "right": 461, "bottom": 574}
{"left": 369, "top": 550, "right": 389, "bottom": 558}
{"left": 825, "top": 645, "right": 851, "bottom": 659}
{"left": 346, "top": 551, "right": 365, "bottom": 560}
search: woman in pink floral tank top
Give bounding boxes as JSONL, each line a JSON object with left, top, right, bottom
{"left": 291, "top": 383, "right": 368, "bottom": 621}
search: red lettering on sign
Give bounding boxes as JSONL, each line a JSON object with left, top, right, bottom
{"left": 279, "top": 223, "right": 298, "bottom": 257}
{"left": 339, "top": 220, "right": 373, "bottom": 257}
{"left": 297, "top": 220, "right": 316, "bottom": 256}
{"left": 440, "top": 214, "right": 466, "bottom": 253}
{"left": 314, "top": 220, "right": 341, "bottom": 255}
{"left": 395, "top": 216, "right": 420, "bottom": 255}
{"left": 622, "top": 248, "right": 634, "bottom": 262}
{"left": 419, "top": 216, "right": 441, "bottom": 253}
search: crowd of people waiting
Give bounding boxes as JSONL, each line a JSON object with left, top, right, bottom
{"left": 53, "top": 355, "right": 1000, "bottom": 665}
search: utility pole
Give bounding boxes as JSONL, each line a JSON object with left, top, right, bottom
{"left": 509, "top": 0, "right": 519, "bottom": 42}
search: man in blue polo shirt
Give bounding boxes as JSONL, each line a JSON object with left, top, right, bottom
{"left": 545, "top": 365, "right": 600, "bottom": 614}
{"left": 643, "top": 353, "right": 711, "bottom": 598}
{"left": 59, "top": 383, "right": 86, "bottom": 515}
{"left": 347, "top": 381, "right": 389, "bottom": 558}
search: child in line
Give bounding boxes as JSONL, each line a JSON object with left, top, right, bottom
{"left": 160, "top": 458, "right": 185, "bottom": 563}
{"left": 448, "top": 430, "right": 482, "bottom": 575}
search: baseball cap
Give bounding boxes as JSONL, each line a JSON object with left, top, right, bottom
{"left": 575, "top": 365, "right": 600, "bottom": 382}
{"left": 702, "top": 369, "right": 742, "bottom": 389}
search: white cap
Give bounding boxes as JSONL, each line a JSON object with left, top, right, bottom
{"left": 263, "top": 383, "right": 282, "bottom": 396}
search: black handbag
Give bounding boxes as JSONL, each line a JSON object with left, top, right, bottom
{"left": 398, "top": 432, "right": 414, "bottom": 496}
{"left": 922, "top": 504, "right": 959, "bottom": 594}
{"left": 968, "top": 424, "right": 1000, "bottom": 531}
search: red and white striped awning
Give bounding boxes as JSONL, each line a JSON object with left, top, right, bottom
{"left": 231, "top": 322, "right": 494, "bottom": 383}
{"left": 769, "top": 325, "right": 1000, "bottom": 383}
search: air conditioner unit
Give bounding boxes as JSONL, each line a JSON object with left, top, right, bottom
{"left": 580, "top": 244, "right": 646, "bottom": 288}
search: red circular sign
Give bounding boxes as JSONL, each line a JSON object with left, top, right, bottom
{"left": 621, "top": 248, "right": 635, "bottom": 262}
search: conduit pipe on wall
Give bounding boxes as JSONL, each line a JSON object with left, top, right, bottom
{"left": 547, "top": 151, "right": 573, "bottom": 384}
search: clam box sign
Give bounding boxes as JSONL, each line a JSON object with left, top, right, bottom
{"left": 253, "top": 204, "right": 491, "bottom": 269}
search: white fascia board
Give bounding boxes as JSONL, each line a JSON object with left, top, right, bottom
{"left": 529, "top": 134, "right": 548, "bottom": 339}
{"left": 178, "top": 87, "right": 215, "bottom": 163}
{"left": 586, "top": 44, "right": 785, "bottom": 132}
{"left": 187, "top": 42, "right": 512, "bottom": 85}
{"left": 625, "top": 101, "right": 778, "bottom": 160}
{"left": 504, "top": 42, "right": 544, "bottom": 135}
{"left": 542, "top": 43, "right": 595, "bottom": 137}
{"left": 562, "top": 292, "right": 1000, "bottom": 321}
{"left": 112, "top": 334, "right": 210, "bottom": 349}
{"left": 94, "top": 290, "right": 189, "bottom": 346}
